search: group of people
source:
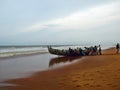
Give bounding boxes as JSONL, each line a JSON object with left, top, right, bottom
{"left": 60, "top": 45, "right": 102, "bottom": 56}
{"left": 71, "top": 45, "right": 102, "bottom": 56}
{"left": 49, "top": 45, "right": 102, "bottom": 56}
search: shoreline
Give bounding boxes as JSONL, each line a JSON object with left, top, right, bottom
{"left": 1, "top": 47, "right": 120, "bottom": 90}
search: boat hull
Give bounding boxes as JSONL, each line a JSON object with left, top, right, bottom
{"left": 48, "top": 47, "right": 82, "bottom": 56}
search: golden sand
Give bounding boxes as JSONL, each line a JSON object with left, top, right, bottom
{"left": 1, "top": 47, "right": 120, "bottom": 90}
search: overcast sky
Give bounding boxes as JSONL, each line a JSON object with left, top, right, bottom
{"left": 0, "top": 0, "right": 120, "bottom": 45}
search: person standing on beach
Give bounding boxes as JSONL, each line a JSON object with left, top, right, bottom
{"left": 98, "top": 45, "right": 102, "bottom": 55}
{"left": 94, "top": 45, "right": 98, "bottom": 55}
{"left": 116, "top": 43, "right": 120, "bottom": 54}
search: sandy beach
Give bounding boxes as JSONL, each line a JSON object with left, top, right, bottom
{"left": 1, "top": 47, "right": 120, "bottom": 90}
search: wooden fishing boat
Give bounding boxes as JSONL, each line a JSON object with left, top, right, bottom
{"left": 48, "top": 45, "right": 99, "bottom": 56}
{"left": 48, "top": 46, "right": 83, "bottom": 56}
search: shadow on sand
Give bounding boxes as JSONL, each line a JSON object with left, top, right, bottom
{"left": 49, "top": 56, "right": 82, "bottom": 67}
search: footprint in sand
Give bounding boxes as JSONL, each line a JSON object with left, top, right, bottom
{"left": 72, "top": 80, "right": 78, "bottom": 82}
{"left": 76, "top": 76, "right": 81, "bottom": 78}
{"left": 90, "top": 85, "right": 94, "bottom": 87}
{"left": 99, "top": 75, "right": 104, "bottom": 78}
{"left": 96, "top": 70, "right": 100, "bottom": 72}
{"left": 111, "top": 85, "right": 118, "bottom": 87}
{"left": 117, "top": 69, "right": 120, "bottom": 71}
{"left": 84, "top": 83, "right": 89, "bottom": 86}
{"left": 89, "top": 78, "right": 94, "bottom": 80}
{"left": 106, "top": 83, "right": 112, "bottom": 86}
{"left": 113, "top": 77, "right": 120, "bottom": 79}
{"left": 88, "top": 73, "right": 94, "bottom": 76}
{"left": 62, "top": 78, "right": 67, "bottom": 81}
{"left": 102, "top": 80, "right": 106, "bottom": 83}
{"left": 76, "top": 85, "right": 81, "bottom": 87}
{"left": 102, "top": 79, "right": 106, "bottom": 81}
{"left": 73, "top": 85, "right": 81, "bottom": 88}
{"left": 59, "top": 82, "right": 65, "bottom": 86}
{"left": 96, "top": 85, "right": 101, "bottom": 87}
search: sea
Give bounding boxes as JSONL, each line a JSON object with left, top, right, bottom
{"left": 0, "top": 46, "right": 48, "bottom": 58}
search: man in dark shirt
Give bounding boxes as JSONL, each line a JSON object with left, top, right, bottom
{"left": 116, "top": 43, "right": 120, "bottom": 54}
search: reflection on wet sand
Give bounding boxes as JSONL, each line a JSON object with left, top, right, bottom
{"left": 49, "top": 56, "right": 82, "bottom": 67}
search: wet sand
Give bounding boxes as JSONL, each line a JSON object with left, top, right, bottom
{"left": 1, "top": 47, "right": 120, "bottom": 90}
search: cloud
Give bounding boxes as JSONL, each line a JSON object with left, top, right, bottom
{"left": 23, "top": 1, "right": 120, "bottom": 32}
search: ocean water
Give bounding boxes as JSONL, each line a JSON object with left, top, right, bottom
{"left": 0, "top": 46, "right": 48, "bottom": 58}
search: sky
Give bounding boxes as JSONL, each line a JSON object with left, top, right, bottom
{"left": 0, "top": 0, "right": 120, "bottom": 45}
